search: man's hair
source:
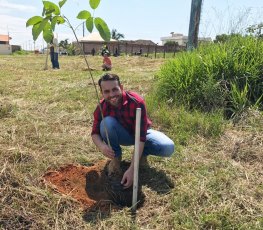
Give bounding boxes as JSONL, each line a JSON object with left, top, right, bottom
{"left": 98, "top": 73, "right": 121, "bottom": 89}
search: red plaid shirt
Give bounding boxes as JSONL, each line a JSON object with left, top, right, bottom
{"left": 91, "top": 91, "right": 152, "bottom": 142}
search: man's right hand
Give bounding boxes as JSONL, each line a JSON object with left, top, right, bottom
{"left": 92, "top": 134, "right": 115, "bottom": 159}
{"left": 100, "top": 143, "right": 115, "bottom": 159}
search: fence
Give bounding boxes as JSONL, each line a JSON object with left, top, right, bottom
{"left": 76, "top": 41, "right": 186, "bottom": 58}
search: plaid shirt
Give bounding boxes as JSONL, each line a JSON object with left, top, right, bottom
{"left": 91, "top": 91, "right": 152, "bottom": 142}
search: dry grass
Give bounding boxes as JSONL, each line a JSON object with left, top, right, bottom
{"left": 0, "top": 54, "right": 262, "bottom": 229}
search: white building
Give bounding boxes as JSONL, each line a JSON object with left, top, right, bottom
{"left": 160, "top": 32, "right": 212, "bottom": 46}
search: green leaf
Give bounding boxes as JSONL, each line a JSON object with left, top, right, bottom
{"left": 94, "top": 17, "right": 111, "bottom": 42}
{"left": 32, "top": 18, "right": 48, "bottom": 41}
{"left": 43, "top": 29, "right": 53, "bottom": 43}
{"left": 32, "top": 24, "right": 41, "bottom": 41}
{"left": 56, "top": 16, "right": 65, "bottom": 24}
{"left": 51, "top": 17, "right": 56, "bottom": 31}
{"left": 59, "top": 0, "right": 67, "bottom": 8}
{"left": 43, "top": 21, "right": 53, "bottom": 43}
{"left": 43, "top": 1, "right": 60, "bottom": 15}
{"left": 44, "top": 21, "right": 52, "bottom": 31}
{"left": 77, "top": 10, "right": 91, "bottom": 20}
{"left": 86, "top": 17, "right": 94, "bottom": 33}
{"left": 90, "top": 0, "right": 100, "bottom": 10}
{"left": 26, "top": 16, "right": 43, "bottom": 27}
{"left": 51, "top": 16, "right": 65, "bottom": 31}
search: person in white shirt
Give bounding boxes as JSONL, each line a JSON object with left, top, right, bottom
{"left": 50, "top": 36, "right": 60, "bottom": 69}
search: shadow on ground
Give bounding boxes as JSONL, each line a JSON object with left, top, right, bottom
{"left": 83, "top": 161, "right": 175, "bottom": 223}
{"left": 43, "top": 160, "right": 174, "bottom": 223}
{"left": 140, "top": 165, "right": 175, "bottom": 194}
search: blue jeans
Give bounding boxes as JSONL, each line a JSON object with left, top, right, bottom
{"left": 100, "top": 116, "right": 175, "bottom": 157}
{"left": 50, "top": 52, "right": 55, "bottom": 68}
{"left": 50, "top": 52, "right": 59, "bottom": 69}
{"left": 53, "top": 52, "right": 60, "bottom": 69}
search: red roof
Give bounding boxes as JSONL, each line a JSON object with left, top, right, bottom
{"left": 0, "top": 35, "right": 12, "bottom": 42}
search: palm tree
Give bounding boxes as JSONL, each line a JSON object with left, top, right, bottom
{"left": 59, "top": 39, "right": 69, "bottom": 49}
{"left": 111, "top": 29, "right": 125, "bottom": 40}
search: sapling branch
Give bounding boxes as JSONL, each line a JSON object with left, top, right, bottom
{"left": 63, "top": 15, "right": 112, "bottom": 149}
{"left": 26, "top": 0, "right": 112, "bottom": 151}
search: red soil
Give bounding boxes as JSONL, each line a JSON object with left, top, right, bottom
{"left": 43, "top": 160, "right": 112, "bottom": 211}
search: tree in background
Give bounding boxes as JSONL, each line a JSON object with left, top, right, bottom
{"left": 246, "top": 23, "right": 263, "bottom": 38}
{"left": 58, "top": 38, "right": 76, "bottom": 55}
{"left": 164, "top": 41, "right": 179, "bottom": 52}
{"left": 214, "top": 33, "right": 242, "bottom": 43}
{"left": 111, "top": 29, "right": 124, "bottom": 40}
{"left": 59, "top": 39, "right": 69, "bottom": 49}
{"left": 214, "top": 34, "right": 229, "bottom": 43}
{"left": 164, "top": 41, "right": 179, "bottom": 47}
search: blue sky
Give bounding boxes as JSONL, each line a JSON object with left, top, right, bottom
{"left": 0, "top": 0, "right": 262, "bottom": 50}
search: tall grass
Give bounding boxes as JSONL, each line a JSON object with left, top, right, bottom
{"left": 146, "top": 96, "right": 225, "bottom": 148}
{"left": 155, "top": 36, "right": 263, "bottom": 118}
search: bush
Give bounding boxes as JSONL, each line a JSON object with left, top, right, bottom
{"left": 12, "top": 50, "right": 30, "bottom": 55}
{"left": 155, "top": 36, "right": 263, "bottom": 118}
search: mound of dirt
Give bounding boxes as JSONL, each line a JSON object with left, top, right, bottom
{"left": 43, "top": 160, "right": 144, "bottom": 212}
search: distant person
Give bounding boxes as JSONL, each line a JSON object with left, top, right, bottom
{"left": 49, "top": 43, "right": 55, "bottom": 69}
{"left": 102, "top": 52, "right": 112, "bottom": 71}
{"left": 91, "top": 48, "right": 95, "bottom": 56}
{"left": 114, "top": 48, "right": 119, "bottom": 57}
{"left": 52, "top": 36, "right": 60, "bottom": 69}
{"left": 135, "top": 48, "right": 142, "bottom": 56}
{"left": 101, "top": 44, "right": 109, "bottom": 56}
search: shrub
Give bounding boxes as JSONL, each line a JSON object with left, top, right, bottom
{"left": 12, "top": 50, "right": 30, "bottom": 55}
{"left": 155, "top": 36, "right": 263, "bottom": 118}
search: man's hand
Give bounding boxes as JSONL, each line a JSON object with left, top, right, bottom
{"left": 91, "top": 134, "right": 115, "bottom": 159}
{"left": 121, "top": 167, "right": 134, "bottom": 189}
{"left": 100, "top": 143, "right": 115, "bottom": 159}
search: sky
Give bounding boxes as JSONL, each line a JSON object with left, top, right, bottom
{"left": 0, "top": 0, "right": 262, "bottom": 50}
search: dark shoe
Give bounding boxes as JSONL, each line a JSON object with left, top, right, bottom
{"left": 108, "top": 156, "right": 122, "bottom": 176}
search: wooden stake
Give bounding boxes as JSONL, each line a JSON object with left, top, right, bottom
{"left": 132, "top": 108, "right": 141, "bottom": 211}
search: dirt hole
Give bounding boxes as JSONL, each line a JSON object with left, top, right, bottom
{"left": 43, "top": 160, "right": 144, "bottom": 212}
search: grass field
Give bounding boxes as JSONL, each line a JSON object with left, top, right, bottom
{"left": 0, "top": 54, "right": 262, "bottom": 229}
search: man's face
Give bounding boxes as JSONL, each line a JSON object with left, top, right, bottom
{"left": 100, "top": 80, "right": 123, "bottom": 107}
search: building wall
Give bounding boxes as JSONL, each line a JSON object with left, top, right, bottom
{"left": 0, "top": 44, "right": 12, "bottom": 54}
{"left": 161, "top": 33, "right": 212, "bottom": 46}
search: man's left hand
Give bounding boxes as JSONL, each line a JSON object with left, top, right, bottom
{"left": 121, "top": 167, "right": 134, "bottom": 189}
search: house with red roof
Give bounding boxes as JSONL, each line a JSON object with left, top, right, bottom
{"left": 0, "top": 34, "right": 12, "bottom": 54}
{"left": 0, "top": 34, "right": 12, "bottom": 44}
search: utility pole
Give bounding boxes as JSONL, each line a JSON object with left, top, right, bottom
{"left": 187, "top": 0, "right": 203, "bottom": 51}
